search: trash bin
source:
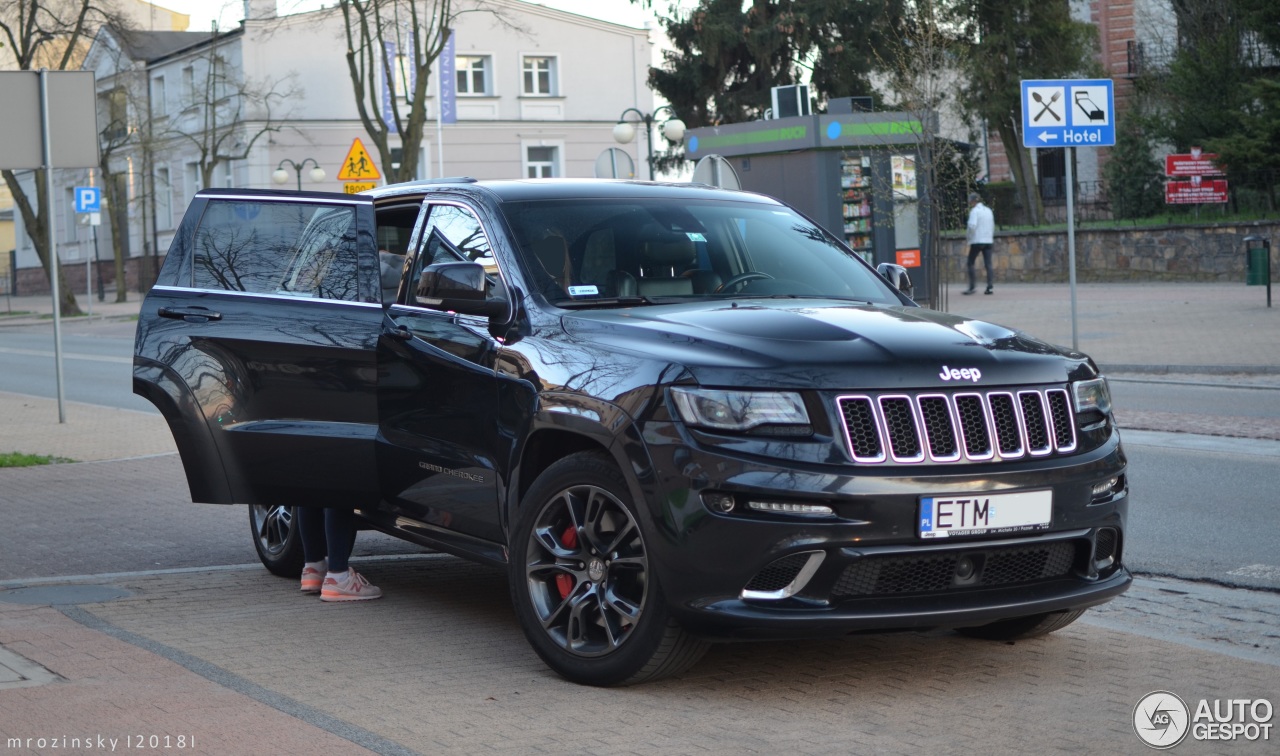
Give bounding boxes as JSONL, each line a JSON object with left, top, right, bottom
{"left": 1244, "top": 236, "right": 1270, "bottom": 286}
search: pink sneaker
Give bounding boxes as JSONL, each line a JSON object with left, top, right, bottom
{"left": 320, "top": 569, "right": 383, "bottom": 602}
{"left": 300, "top": 560, "right": 327, "bottom": 594}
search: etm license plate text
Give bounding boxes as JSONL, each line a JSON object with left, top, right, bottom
{"left": 919, "top": 490, "right": 1052, "bottom": 539}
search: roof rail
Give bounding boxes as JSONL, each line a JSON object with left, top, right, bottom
{"left": 399, "top": 177, "right": 479, "bottom": 186}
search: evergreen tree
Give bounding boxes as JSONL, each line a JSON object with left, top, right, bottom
{"left": 648, "top": 0, "right": 903, "bottom": 128}
{"left": 1104, "top": 109, "right": 1164, "bottom": 220}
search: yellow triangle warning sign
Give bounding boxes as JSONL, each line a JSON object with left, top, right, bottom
{"left": 337, "top": 138, "right": 381, "bottom": 181}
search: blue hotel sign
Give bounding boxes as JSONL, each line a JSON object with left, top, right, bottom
{"left": 1020, "top": 79, "right": 1115, "bottom": 148}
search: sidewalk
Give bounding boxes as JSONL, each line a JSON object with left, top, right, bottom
{"left": 5, "top": 281, "right": 1279, "bottom": 369}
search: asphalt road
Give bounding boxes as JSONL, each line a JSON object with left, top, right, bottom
{"left": 1123, "top": 435, "right": 1280, "bottom": 590}
{"left": 1111, "top": 375, "right": 1280, "bottom": 420}
{"left": 0, "top": 320, "right": 153, "bottom": 412}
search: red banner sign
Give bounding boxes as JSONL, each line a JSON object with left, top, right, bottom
{"left": 1165, "top": 179, "right": 1228, "bottom": 204}
{"left": 896, "top": 249, "right": 920, "bottom": 268}
{"left": 1165, "top": 152, "right": 1222, "bottom": 177}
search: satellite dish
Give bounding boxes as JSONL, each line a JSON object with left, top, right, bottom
{"left": 691, "top": 154, "right": 741, "bottom": 190}
{"left": 594, "top": 148, "right": 636, "bottom": 179}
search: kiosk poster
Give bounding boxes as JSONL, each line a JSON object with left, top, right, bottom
{"left": 892, "top": 156, "right": 917, "bottom": 198}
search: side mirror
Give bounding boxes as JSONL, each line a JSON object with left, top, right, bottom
{"left": 876, "top": 262, "right": 914, "bottom": 301}
{"left": 414, "top": 261, "right": 507, "bottom": 317}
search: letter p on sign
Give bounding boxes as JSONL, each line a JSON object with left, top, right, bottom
{"left": 74, "top": 186, "right": 101, "bottom": 213}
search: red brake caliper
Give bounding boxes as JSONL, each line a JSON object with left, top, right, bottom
{"left": 555, "top": 526, "right": 578, "bottom": 599}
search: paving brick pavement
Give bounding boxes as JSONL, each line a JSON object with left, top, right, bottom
{"left": 6, "top": 556, "right": 1270, "bottom": 755}
{"left": 943, "top": 282, "right": 1280, "bottom": 372}
{"left": 0, "top": 390, "right": 175, "bottom": 462}
{"left": 0, "top": 602, "right": 378, "bottom": 755}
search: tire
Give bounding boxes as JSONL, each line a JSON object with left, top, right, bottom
{"left": 508, "top": 451, "right": 709, "bottom": 686}
{"left": 249, "top": 504, "right": 305, "bottom": 578}
{"left": 955, "top": 608, "right": 1087, "bottom": 641}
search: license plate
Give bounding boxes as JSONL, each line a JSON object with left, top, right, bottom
{"left": 918, "top": 490, "right": 1052, "bottom": 539}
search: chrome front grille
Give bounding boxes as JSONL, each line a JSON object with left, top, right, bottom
{"left": 837, "top": 388, "right": 1077, "bottom": 464}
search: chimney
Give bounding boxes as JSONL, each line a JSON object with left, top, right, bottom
{"left": 243, "top": 0, "right": 277, "bottom": 21}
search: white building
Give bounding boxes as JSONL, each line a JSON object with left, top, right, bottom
{"left": 13, "top": 0, "right": 654, "bottom": 295}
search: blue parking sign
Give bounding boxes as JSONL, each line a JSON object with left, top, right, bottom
{"left": 73, "top": 186, "right": 101, "bottom": 213}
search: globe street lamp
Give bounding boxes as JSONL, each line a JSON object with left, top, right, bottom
{"left": 613, "top": 106, "right": 685, "bottom": 181}
{"left": 272, "top": 158, "right": 326, "bottom": 190}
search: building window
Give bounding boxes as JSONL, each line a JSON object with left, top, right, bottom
{"left": 182, "top": 66, "right": 195, "bottom": 104}
{"left": 215, "top": 161, "right": 233, "bottom": 189}
{"left": 185, "top": 161, "right": 202, "bottom": 204}
{"left": 151, "top": 76, "right": 166, "bottom": 116}
{"left": 522, "top": 56, "right": 556, "bottom": 96}
{"left": 526, "top": 145, "right": 558, "bottom": 178}
{"left": 392, "top": 53, "right": 413, "bottom": 102}
{"left": 155, "top": 166, "right": 172, "bottom": 230}
{"left": 100, "top": 87, "right": 128, "bottom": 141}
{"left": 65, "top": 187, "right": 79, "bottom": 244}
{"left": 457, "top": 55, "right": 490, "bottom": 95}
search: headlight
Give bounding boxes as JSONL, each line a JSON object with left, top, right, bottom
{"left": 1073, "top": 377, "right": 1112, "bottom": 415}
{"left": 671, "top": 388, "right": 809, "bottom": 432}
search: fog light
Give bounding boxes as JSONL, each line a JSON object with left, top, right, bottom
{"left": 746, "top": 500, "right": 834, "bottom": 516}
{"left": 955, "top": 556, "right": 976, "bottom": 580}
{"left": 702, "top": 492, "right": 736, "bottom": 513}
{"left": 1091, "top": 477, "right": 1119, "bottom": 498}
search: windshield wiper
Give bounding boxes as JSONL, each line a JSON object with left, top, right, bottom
{"left": 555, "top": 295, "right": 659, "bottom": 309}
{"left": 722, "top": 293, "right": 878, "bottom": 305}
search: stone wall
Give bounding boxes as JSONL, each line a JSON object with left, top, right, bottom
{"left": 941, "top": 221, "right": 1280, "bottom": 283}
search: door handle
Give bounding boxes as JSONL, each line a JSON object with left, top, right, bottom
{"left": 158, "top": 306, "right": 222, "bottom": 322}
{"left": 385, "top": 324, "right": 413, "bottom": 341}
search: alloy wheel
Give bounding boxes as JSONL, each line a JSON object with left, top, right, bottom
{"left": 251, "top": 504, "right": 294, "bottom": 558}
{"left": 525, "top": 484, "right": 649, "bottom": 657}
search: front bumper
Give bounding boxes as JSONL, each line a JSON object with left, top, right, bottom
{"left": 641, "top": 424, "right": 1130, "bottom": 638}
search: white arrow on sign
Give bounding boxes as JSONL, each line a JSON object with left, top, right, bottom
{"left": 1038, "top": 132, "right": 1059, "bottom": 143}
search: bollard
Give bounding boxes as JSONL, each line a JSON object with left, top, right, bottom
{"left": 1243, "top": 235, "right": 1271, "bottom": 307}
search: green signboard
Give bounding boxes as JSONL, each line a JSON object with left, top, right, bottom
{"left": 684, "top": 112, "right": 925, "bottom": 159}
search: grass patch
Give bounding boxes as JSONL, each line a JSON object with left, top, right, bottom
{"left": 0, "top": 310, "right": 34, "bottom": 318}
{"left": 0, "top": 452, "right": 75, "bottom": 467}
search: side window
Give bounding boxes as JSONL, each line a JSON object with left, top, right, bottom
{"left": 192, "top": 200, "right": 359, "bottom": 301}
{"left": 375, "top": 203, "right": 422, "bottom": 303}
{"left": 412, "top": 203, "right": 503, "bottom": 303}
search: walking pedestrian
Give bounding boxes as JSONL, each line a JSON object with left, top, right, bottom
{"left": 298, "top": 508, "right": 383, "bottom": 601}
{"left": 964, "top": 192, "right": 995, "bottom": 295}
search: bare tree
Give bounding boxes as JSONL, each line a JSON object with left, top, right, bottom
{"left": 0, "top": 0, "right": 130, "bottom": 315}
{"left": 96, "top": 79, "right": 134, "bottom": 302}
{"left": 873, "top": 0, "right": 979, "bottom": 309}
{"left": 335, "top": 0, "right": 507, "bottom": 183}
{"left": 158, "top": 27, "right": 297, "bottom": 191}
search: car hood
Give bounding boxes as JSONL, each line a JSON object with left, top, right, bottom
{"left": 558, "top": 299, "right": 1093, "bottom": 390}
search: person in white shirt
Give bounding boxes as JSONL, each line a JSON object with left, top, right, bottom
{"left": 964, "top": 192, "right": 996, "bottom": 295}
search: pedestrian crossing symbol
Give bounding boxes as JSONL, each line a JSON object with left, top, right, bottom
{"left": 1021, "top": 78, "right": 1115, "bottom": 148}
{"left": 337, "top": 138, "right": 381, "bottom": 180}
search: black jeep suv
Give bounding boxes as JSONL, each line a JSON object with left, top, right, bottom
{"left": 134, "top": 179, "right": 1129, "bottom": 685}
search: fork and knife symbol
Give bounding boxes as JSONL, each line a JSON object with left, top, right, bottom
{"left": 1032, "top": 91, "right": 1061, "bottom": 122}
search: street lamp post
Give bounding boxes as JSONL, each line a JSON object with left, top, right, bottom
{"left": 272, "top": 158, "right": 326, "bottom": 190}
{"left": 613, "top": 106, "right": 686, "bottom": 181}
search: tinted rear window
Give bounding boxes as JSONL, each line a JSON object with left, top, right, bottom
{"left": 191, "top": 200, "right": 359, "bottom": 301}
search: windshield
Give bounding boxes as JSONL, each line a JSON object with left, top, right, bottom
{"left": 499, "top": 197, "right": 900, "bottom": 306}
